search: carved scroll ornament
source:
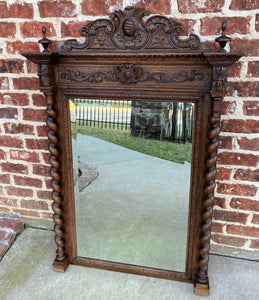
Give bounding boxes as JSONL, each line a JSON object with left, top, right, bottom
{"left": 61, "top": 64, "right": 204, "bottom": 84}
{"left": 63, "top": 6, "right": 201, "bottom": 51}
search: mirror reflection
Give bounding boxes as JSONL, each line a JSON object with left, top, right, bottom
{"left": 70, "top": 99, "right": 194, "bottom": 272}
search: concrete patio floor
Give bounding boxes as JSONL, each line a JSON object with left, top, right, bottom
{"left": 0, "top": 227, "right": 258, "bottom": 300}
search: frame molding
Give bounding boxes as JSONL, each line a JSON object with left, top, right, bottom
{"left": 22, "top": 6, "right": 242, "bottom": 295}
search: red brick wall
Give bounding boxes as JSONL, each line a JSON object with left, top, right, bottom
{"left": 0, "top": 0, "right": 258, "bottom": 251}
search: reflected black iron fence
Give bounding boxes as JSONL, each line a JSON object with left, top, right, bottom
{"left": 72, "top": 99, "right": 132, "bottom": 131}
{"left": 71, "top": 99, "right": 194, "bottom": 143}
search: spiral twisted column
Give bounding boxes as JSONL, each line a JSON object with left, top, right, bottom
{"left": 195, "top": 96, "right": 222, "bottom": 295}
{"left": 45, "top": 92, "right": 67, "bottom": 265}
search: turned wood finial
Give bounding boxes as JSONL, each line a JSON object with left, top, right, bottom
{"left": 39, "top": 26, "right": 51, "bottom": 53}
{"left": 215, "top": 21, "right": 231, "bottom": 52}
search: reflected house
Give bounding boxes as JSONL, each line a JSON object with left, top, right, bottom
{"left": 130, "top": 101, "right": 194, "bottom": 143}
{"left": 71, "top": 99, "right": 194, "bottom": 143}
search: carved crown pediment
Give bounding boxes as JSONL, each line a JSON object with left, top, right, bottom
{"left": 63, "top": 6, "right": 202, "bottom": 52}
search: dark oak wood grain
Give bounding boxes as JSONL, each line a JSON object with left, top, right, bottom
{"left": 22, "top": 6, "right": 242, "bottom": 295}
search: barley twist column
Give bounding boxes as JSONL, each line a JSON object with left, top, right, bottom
{"left": 45, "top": 92, "right": 66, "bottom": 264}
{"left": 196, "top": 97, "right": 221, "bottom": 289}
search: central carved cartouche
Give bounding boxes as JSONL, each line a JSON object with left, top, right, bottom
{"left": 63, "top": 6, "right": 201, "bottom": 51}
{"left": 123, "top": 18, "right": 137, "bottom": 36}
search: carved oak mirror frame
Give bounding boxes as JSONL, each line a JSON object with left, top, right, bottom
{"left": 23, "top": 7, "right": 242, "bottom": 295}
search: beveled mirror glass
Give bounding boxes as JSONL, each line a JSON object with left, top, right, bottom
{"left": 70, "top": 99, "right": 194, "bottom": 272}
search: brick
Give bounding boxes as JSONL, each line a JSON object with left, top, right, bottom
{"left": 0, "top": 218, "right": 23, "bottom": 232}
{"left": 243, "top": 101, "right": 259, "bottom": 116}
{"left": 0, "top": 60, "right": 23, "bottom": 74}
{"left": 33, "top": 164, "right": 50, "bottom": 176}
{"left": 0, "top": 207, "right": 11, "bottom": 214}
{"left": 230, "top": 198, "right": 259, "bottom": 212}
{"left": 214, "top": 197, "right": 226, "bottom": 209}
{"left": 0, "top": 77, "right": 9, "bottom": 90}
{"left": 0, "top": 174, "right": 10, "bottom": 184}
{"left": 41, "top": 212, "right": 53, "bottom": 219}
{"left": 0, "top": 22, "right": 16, "bottom": 37}
{"left": 205, "top": 41, "right": 220, "bottom": 52}
{"left": 20, "top": 22, "right": 56, "bottom": 38}
{"left": 61, "top": 21, "right": 88, "bottom": 38}
{"left": 234, "top": 169, "right": 259, "bottom": 182}
{"left": 252, "top": 214, "right": 259, "bottom": 225}
{"left": 0, "top": 149, "right": 6, "bottom": 159}
{"left": 0, "top": 107, "right": 18, "bottom": 119}
{"left": 38, "top": 0, "right": 77, "bottom": 18}
{"left": 13, "top": 208, "right": 40, "bottom": 218}
{"left": 238, "top": 137, "right": 259, "bottom": 151}
{"left": 217, "top": 183, "right": 257, "bottom": 197}
{"left": 230, "top": 0, "right": 259, "bottom": 10}
{"left": 37, "top": 125, "right": 48, "bottom": 137}
{"left": 0, "top": 197, "right": 18, "bottom": 207}
{"left": 200, "top": 17, "right": 251, "bottom": 36}
{"left": 218, "top": 152, "right": 258, "bottom": 167}
{"left": 14, "top": 176, "right": 42, "bottom": 188}
{"left": 211, "top": 233, "right": 247, "bottom": 247}
{"left": 221, "top": 101, "right": 236, "bottom": 115}
{"left": 0, "top": 244, "right": 8, "bottom": 258}
{"left": 7, "top": 42, "right": 40, "bottom": 55}
{"left": 6, "top": 186, "right": 33, "bottom": 198}
{"left": 128, "top": 0, "right": 171, "bottom": 15}
{"left": 221, "top": 119, "right": 259, "bottom": 134}
{"left": 25, "top": 139, "right": 48, "bottom": 150}
{"left": 23, "top": 108, "right": 46, "bottom": 122}
{"left": 177, "top": 0, "right": 224, "bottom": 13}
{"left": 0, "top": 2, "right": 33, "bottom": 19}
{"left": 175, "top": 19, "right": 197, "bottom": 36}
{"left": 0, "top": 230, "right": 14, "bottom": 243}
{"left": 216, "top": 167, "right": 232, "bottom": 181}
{"left": 247, "top": 61, "right": 259, "bottom": 78}
{"left": 81, "top": 0, "right": 122, "bottom": 16}
{"left": 213, "top": 209, "right": 248, "bottom": 224}
{"left": 218, "top": 136, "right": 232, "bottom": 149}
{"left": 20, "top": 200, "right": 49, "bottom": 210}
{"left": 0, "top": 136, "right": 24, "bottom": 148}
{"left": 231, "top": 39, "right": 259, "bottom": 56}
{"left": 32, "top": 94, "right": 46, "bottom": 107}
{"left": 228, "top": 81, "right": 259, "bottom": 97}
{"left": 4, "top": 123, "right": 35, "bottom": 135}
{"left": 45, "top": 178, "right": 52, "bottom": 189}
{"left": 1, "top": 163, "right": 28, "bottom": 174}
{"left": 227, "top": 224, "right": 259, "bottom": 238}
{"left": 0, "top": 93, "right": 29, "bottom": 106}
{"left": 228, "top": 62, "right": 242, "bottom": 78}
{"left": 37, "top": 190, "right": 51, "bottom": 200}
{"left": 10, "top": 150, "right": 40, "bottom": 163}
{"left": 256, "top": 14, "right": 259, "bottom": 32}
{"left": 26, "top": 61, "right": 38, "bottom": 74}
{"left": 211, "top": 222, "right": 224, "bottom": 233}
{"left": 250, "top": 239, "right": 259, "bottom": 249}
{"left": 42, "top": 152, "right": 50, "bottom": 164}
{"left": 13, "top": 78, "right": 38, "bottom": 91}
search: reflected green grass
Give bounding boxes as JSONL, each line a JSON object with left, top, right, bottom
{"left": 72, "top": 125, "right": 192, "bottom": 164}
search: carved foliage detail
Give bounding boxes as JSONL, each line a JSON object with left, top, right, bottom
{"left": 38, "top": 64, "right": 50, "bottom": 87}
{"left": 61, "top": 64, "right": 204, "bottom": 85}
{"left": 64, "top": 6, "right": 201, "bottom": 51}
{"left": 212, "top": 66, "right": 228, "bottom": 92}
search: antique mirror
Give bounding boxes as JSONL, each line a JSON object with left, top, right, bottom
{"left": 23, "top": 7, "right": 242, "bottom": 295}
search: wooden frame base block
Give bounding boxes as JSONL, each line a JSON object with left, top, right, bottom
{"left": 194, "top": 281, "right": 210, "bottom": 296}
{"left": 53, "top": 257, "right": 70, "bottom": 272}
